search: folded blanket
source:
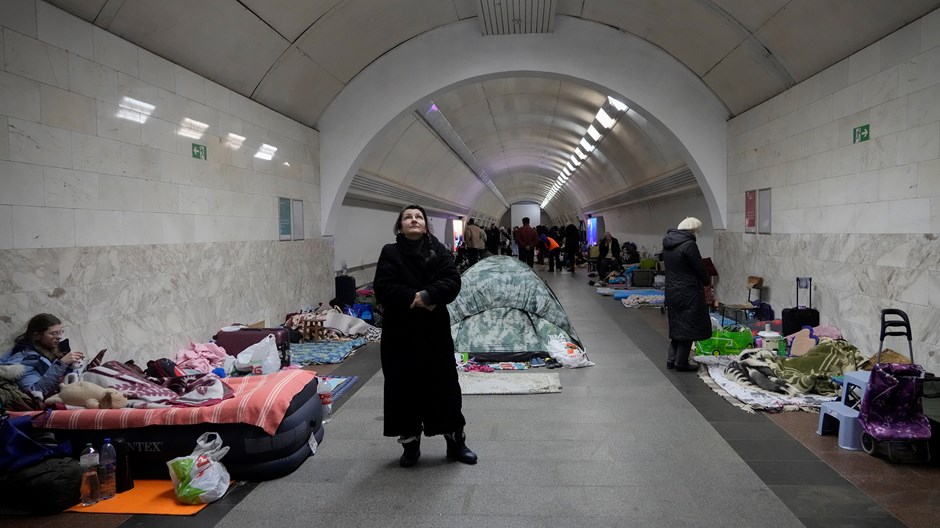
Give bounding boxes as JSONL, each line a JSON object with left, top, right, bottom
{"left": 724, "top": 340, "right": 867, "bottom": 397}
{"left": 778, "top": 339, "right": 867, "bottom": 396}
{"left": 80, "top": 361, "right": 233, "bottom": 408}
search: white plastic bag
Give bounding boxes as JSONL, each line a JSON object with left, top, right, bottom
{"left": 548, "top": 341, "right": 595, "bottom": 369}
{"left": 166, "top": 432, "right": 230, "bottom": 504}
{"left": 234, "top": 334, "right": 280, "bottom": 374}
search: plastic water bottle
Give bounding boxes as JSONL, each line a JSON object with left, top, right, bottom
{"left": 341, "top": 260, "right": 348, "bottom": 275}
{"left": 79, "top": 444, "right": 100, "bottom": 506}
{"left": 99, "top": 438, "right": 117, "bottom": 500}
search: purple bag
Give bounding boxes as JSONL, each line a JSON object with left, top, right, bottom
{"left": 858, "top": 363, "right": 931, "bottom": 441}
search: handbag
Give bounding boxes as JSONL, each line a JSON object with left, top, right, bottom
{"left": 0, "top": 410, "right": 72, "bottom": 474}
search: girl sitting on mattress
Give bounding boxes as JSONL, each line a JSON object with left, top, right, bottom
{"left": 1, "top": 313, "right": 85, "bottom": 400}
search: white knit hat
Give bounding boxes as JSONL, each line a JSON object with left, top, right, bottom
{"left": 677, "top": 217, "right": 702, "bottom": 231}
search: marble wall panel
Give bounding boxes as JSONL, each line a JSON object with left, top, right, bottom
{"left": 92, "top": 26, "right": 138, "bottom": 77}
{"left": 3, "top": 30, "right": 68, "bottom": 90}
{"left": 0, "top": 160, "right": 43, "bottom": 206}
{"left": 68, "top": 53, "right": 119, "bottom": 105}
{"left": 924, "top": 9, "right": 940, "bottom": 52}
{"left": 44, "top": 166, "right": 98, "bottom": 209}
{"left": 137, "top": 49, "right": 175, "bottom": 92}
{"left": 39, "top": 83, "right": 97, "bottom": 136}
{"left": 9, "top": 118, "right": 71, "bottom": 168}
{"left": 0, "top": 239, "right": 334, "bottom": 363}
{"left": 96, "top": 100, "right": 142, "bottom": 144}
{"left": 0, "top": 207, "right": 11, "bottom": 249}
{"left": 0, "top": 115, "right": 8, "bottom": 161}
{"left": 74, "top": 210, "right": 123, "bottom": 247}
{"left": 13, "top": 206, "right": 75, "bottom": 248}
{"left": 715, "top": 231, "right": 940, "bottom": 373}
{"left": 36, "top": 1, "right": 93, "bottom": 60}
{"left": 896, "top": 122, "right": 940, "bottom": 165}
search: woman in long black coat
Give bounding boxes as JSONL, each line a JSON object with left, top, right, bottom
{"left": 662, "top": 217, "right": 712, "bottom": 371}
{"left": 373, "top": 204, "right": 477, "bottom": 467}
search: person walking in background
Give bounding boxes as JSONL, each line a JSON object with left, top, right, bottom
{"left": 662, "top": 217, "right": 711, "bottom": 372}
{"left": 500, "top": 226, "right": 513, "bottom": 255}
{"left": 463, "top": 218, "right": 487, "bottom": 266}
{"left": 514, "top": 217, "right": 539, "bottom": 267}
{"left": 539, "top": 232, "right": 561, "bottom": 271}
{"left": 485, "top": 223, "right": 500, "bottom": 256}
{"left": 373, "top": 205, "right": 478, "bottom": 467}
{"left": 563, "top": 224, "right": 580, "bottom": 273}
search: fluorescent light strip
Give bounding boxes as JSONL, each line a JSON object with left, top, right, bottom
{"left": 546, "top": 96, "right": 625, "bottom": 206}
{"left": 580, "top": 137, "right": 595, "bottom": 153}
{"left": 596, "top": 108, "right": 615, "bottom": 129}
{"left": 587, "top": 125, "right": 601, "bottom": 141}
{"left": 608, "top": 96, "right": 628, "bottom": 112}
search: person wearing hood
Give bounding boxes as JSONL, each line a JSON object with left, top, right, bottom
{"left": 373, "top": 205, "right": 477, "bottom": 468}
{"left": 662, "top": 217, "right": 711, "bottom": 372}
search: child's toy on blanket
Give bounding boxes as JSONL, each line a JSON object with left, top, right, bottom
{"left": 44, "top": 375, "right": 129, "bottom": 409}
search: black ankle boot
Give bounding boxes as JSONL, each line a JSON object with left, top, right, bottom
{"left": 444, "top": 431, "right": 478, "bottom": 465}
{"left": 399, "top": 436, "right": 420, "bottom": 467}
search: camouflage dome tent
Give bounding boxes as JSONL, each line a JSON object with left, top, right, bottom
{"left": 448, "top": 256, "right": 584, "bottom": 362}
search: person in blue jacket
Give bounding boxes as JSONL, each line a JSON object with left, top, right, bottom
{"left": 1, "top": 314, "right": 84, "bottom": 399}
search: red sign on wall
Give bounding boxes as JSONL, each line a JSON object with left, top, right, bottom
{"left": 745, "top": 190, "right": 756, "bottom": 233}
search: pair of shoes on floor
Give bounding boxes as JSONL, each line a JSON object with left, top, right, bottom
{"left": 666, "top": 361, "right": 675, "bottom": 370}
{"left": 674, "top": 363, "right": 699, "bottom": 372}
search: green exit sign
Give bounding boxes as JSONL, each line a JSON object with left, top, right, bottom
{"left": 191, "top": 143, "right": 207, "bottom": 160}
{"left": 853, "top": 124, "right": 870, "bottom": 144}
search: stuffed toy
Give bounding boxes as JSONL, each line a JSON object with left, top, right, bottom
{"left": 44, "top": 378, "right": 129, "bottom": 409}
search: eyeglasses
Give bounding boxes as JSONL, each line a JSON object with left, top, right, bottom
{"left": 45, "top": 330, "right": 64, "bottom": 338}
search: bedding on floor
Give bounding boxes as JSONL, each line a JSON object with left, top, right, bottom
{"left": 695, "top": 339, "right": 868, "bottom": 412}
{"left": 291, "top": 338, "right": 368, "bottom": 365}
{"left": 17, "top": 369, "right": 316, "bottom": 435}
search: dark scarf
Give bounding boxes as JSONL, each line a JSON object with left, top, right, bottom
{"left": 396, "top": 234, "right": 442, "bottom": 266}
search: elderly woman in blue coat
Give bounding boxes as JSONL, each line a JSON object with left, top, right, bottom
{"left": 1, "top": 313, "right": 84, "bottom": 399}
{"left": 662, "top": 217, "right": 712, "bottom": 371}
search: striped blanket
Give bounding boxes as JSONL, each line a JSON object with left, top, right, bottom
{"left": 12, "top": 369, "right": 316, "bottom": 436}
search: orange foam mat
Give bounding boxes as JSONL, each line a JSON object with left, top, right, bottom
{"left": 66, "top": 480, "right": 208, "bottom": 515}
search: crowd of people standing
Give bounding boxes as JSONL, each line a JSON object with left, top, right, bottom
{"left": 458, "top": 217, "right": 590, "bottom": 273}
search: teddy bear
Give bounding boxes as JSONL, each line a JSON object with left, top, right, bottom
{"left": 44, "top": 378, "right": 129, "bottom": 409}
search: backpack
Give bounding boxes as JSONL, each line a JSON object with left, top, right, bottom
{"left": 146, "top": 358, "right": 184, "bottom": 378}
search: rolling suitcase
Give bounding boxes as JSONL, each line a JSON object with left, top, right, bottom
{"left": 782, "top": 276, "right": 820, "bottom": 336}
{"left": 214, "top": 327, "right": 291, "bottom": 367}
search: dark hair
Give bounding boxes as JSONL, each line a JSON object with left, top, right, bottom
{"left": 522, "top": 217, "right": 530, "bottom": 225}
{"left": 467, "top": 218, "right": 475, "bottom": 226}
{"left": 393, "top": 204, "right": 432, "bottom": 236}
{"left": 16, "top": 313, "right": 62, "bottom": 343}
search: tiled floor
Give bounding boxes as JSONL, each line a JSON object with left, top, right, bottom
{"left": 3, "top": 268, "right": 939, "bottom": 527}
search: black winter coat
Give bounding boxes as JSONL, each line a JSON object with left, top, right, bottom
{"left": 662, "top": 229, "right": 712, "bottom": 341}
{"left": 373, "top": 234, "right": 465, "bottom": 437}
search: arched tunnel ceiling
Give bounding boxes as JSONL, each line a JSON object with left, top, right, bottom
{"left": 46, "top": 0, "right": 940, "bottom": 222}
